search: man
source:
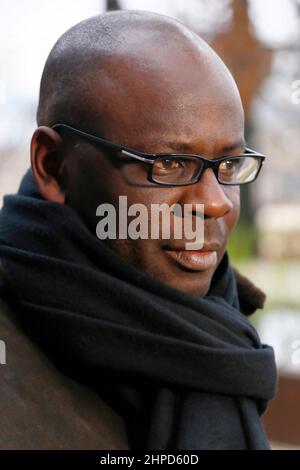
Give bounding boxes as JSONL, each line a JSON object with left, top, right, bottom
{"left": 0, "top": 11, "right": 276, "bottom": 450}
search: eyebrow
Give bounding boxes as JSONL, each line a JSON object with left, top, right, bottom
{"left": 162, "top": 139, "right": 247, "bottom": 154}
{"left": 222, "top": 139, "right": 247, "bottom": 153}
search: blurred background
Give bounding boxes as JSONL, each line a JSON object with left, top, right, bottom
{"left": 1, "top": 0, "right": 300, "bottom": 449}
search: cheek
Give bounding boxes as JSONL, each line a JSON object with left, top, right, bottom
{"left": 224, "top": 186, "right": 240, "bottom": 231}
{"left": 121, "top": 184, "right": 182, "bottom": 209}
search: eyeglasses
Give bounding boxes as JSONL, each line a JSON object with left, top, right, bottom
{"left": 52, "top": 123, "right": 266, "bottom": 186}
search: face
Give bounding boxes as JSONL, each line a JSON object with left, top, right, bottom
{"left": 37, "top": 27, "right": 244, "bottom": 296}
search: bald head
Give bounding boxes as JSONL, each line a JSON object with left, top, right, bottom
{"left": 37, "top": 10, "right": 243, "bottom": 143}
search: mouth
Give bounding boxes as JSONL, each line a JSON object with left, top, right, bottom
{"left": 163, "top": 243, "right": 220, "bottom": 272}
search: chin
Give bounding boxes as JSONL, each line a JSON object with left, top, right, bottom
{"left": 153, "top": 265, "right": 215, "bottom": 297}
{"left": 151, "top": 249, "right": 218, "bottom": 296}
{"left": 139, "top": 257, "right": 214, "bottom": 297}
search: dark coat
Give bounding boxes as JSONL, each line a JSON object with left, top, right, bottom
{"left": 0, "top": 261, "right": 265, "bottom": 450}
{"left": 0, "top": 265, "right": 129, "bottom": 450}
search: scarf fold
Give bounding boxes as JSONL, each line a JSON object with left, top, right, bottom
{"left": 0, "top": 169, "right": 277, "bottom": 450}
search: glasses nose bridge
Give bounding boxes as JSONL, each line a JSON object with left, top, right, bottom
{"left": 196, "top": 156, "right": 220, "bottom": 184}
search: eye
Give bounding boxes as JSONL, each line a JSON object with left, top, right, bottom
{"left": 155, "top": 158, "right": 183, "bottom": 172}
{"left": 219, "top": 159, "right": 240, "bottom": 174}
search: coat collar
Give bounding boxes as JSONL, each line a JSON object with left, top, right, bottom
{"left": 233, "top": 267, "right": 266, "bottom": 316}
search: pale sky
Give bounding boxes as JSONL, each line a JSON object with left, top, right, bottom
{"left": 0, "top": 0, "right": 298, "bottom": 100}
{"left": 0, "top": 0, "right": 299, "bottom": 147}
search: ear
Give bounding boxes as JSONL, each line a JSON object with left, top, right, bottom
{"left": 30, "top": 126, "right": 67, "bottom": 204}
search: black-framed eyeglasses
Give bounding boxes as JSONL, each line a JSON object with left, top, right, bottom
{"left": 52, "top": 123, "right": 266, "bottom": 186}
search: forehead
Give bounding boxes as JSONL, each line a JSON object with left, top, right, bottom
{"left": 84, "top": 35, "right": 244, "bottom": 153}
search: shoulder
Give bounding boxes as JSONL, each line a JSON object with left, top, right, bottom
{"left": 0, "top": 266, "right": 129, "bottom": 450}
{"left": 233, "top": 267, "right": 266, "bottom": 316}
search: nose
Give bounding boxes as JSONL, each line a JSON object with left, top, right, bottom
{"left": 180, "top": 168, "right": 234, "bottom": 218}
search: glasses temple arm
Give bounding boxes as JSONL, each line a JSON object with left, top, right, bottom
{"left": 52, "top": 123, "right": 156, "bottom": 162}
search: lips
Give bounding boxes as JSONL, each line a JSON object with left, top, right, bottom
{"left": 164, "top": 249, "right": 218, "bottom": 271}
{"left": 163, "top": 242, "right": 220, "bottom": 272}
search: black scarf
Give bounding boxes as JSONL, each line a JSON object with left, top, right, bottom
{"left": 0, "top": 169, "right": 277, "bottom": 450}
